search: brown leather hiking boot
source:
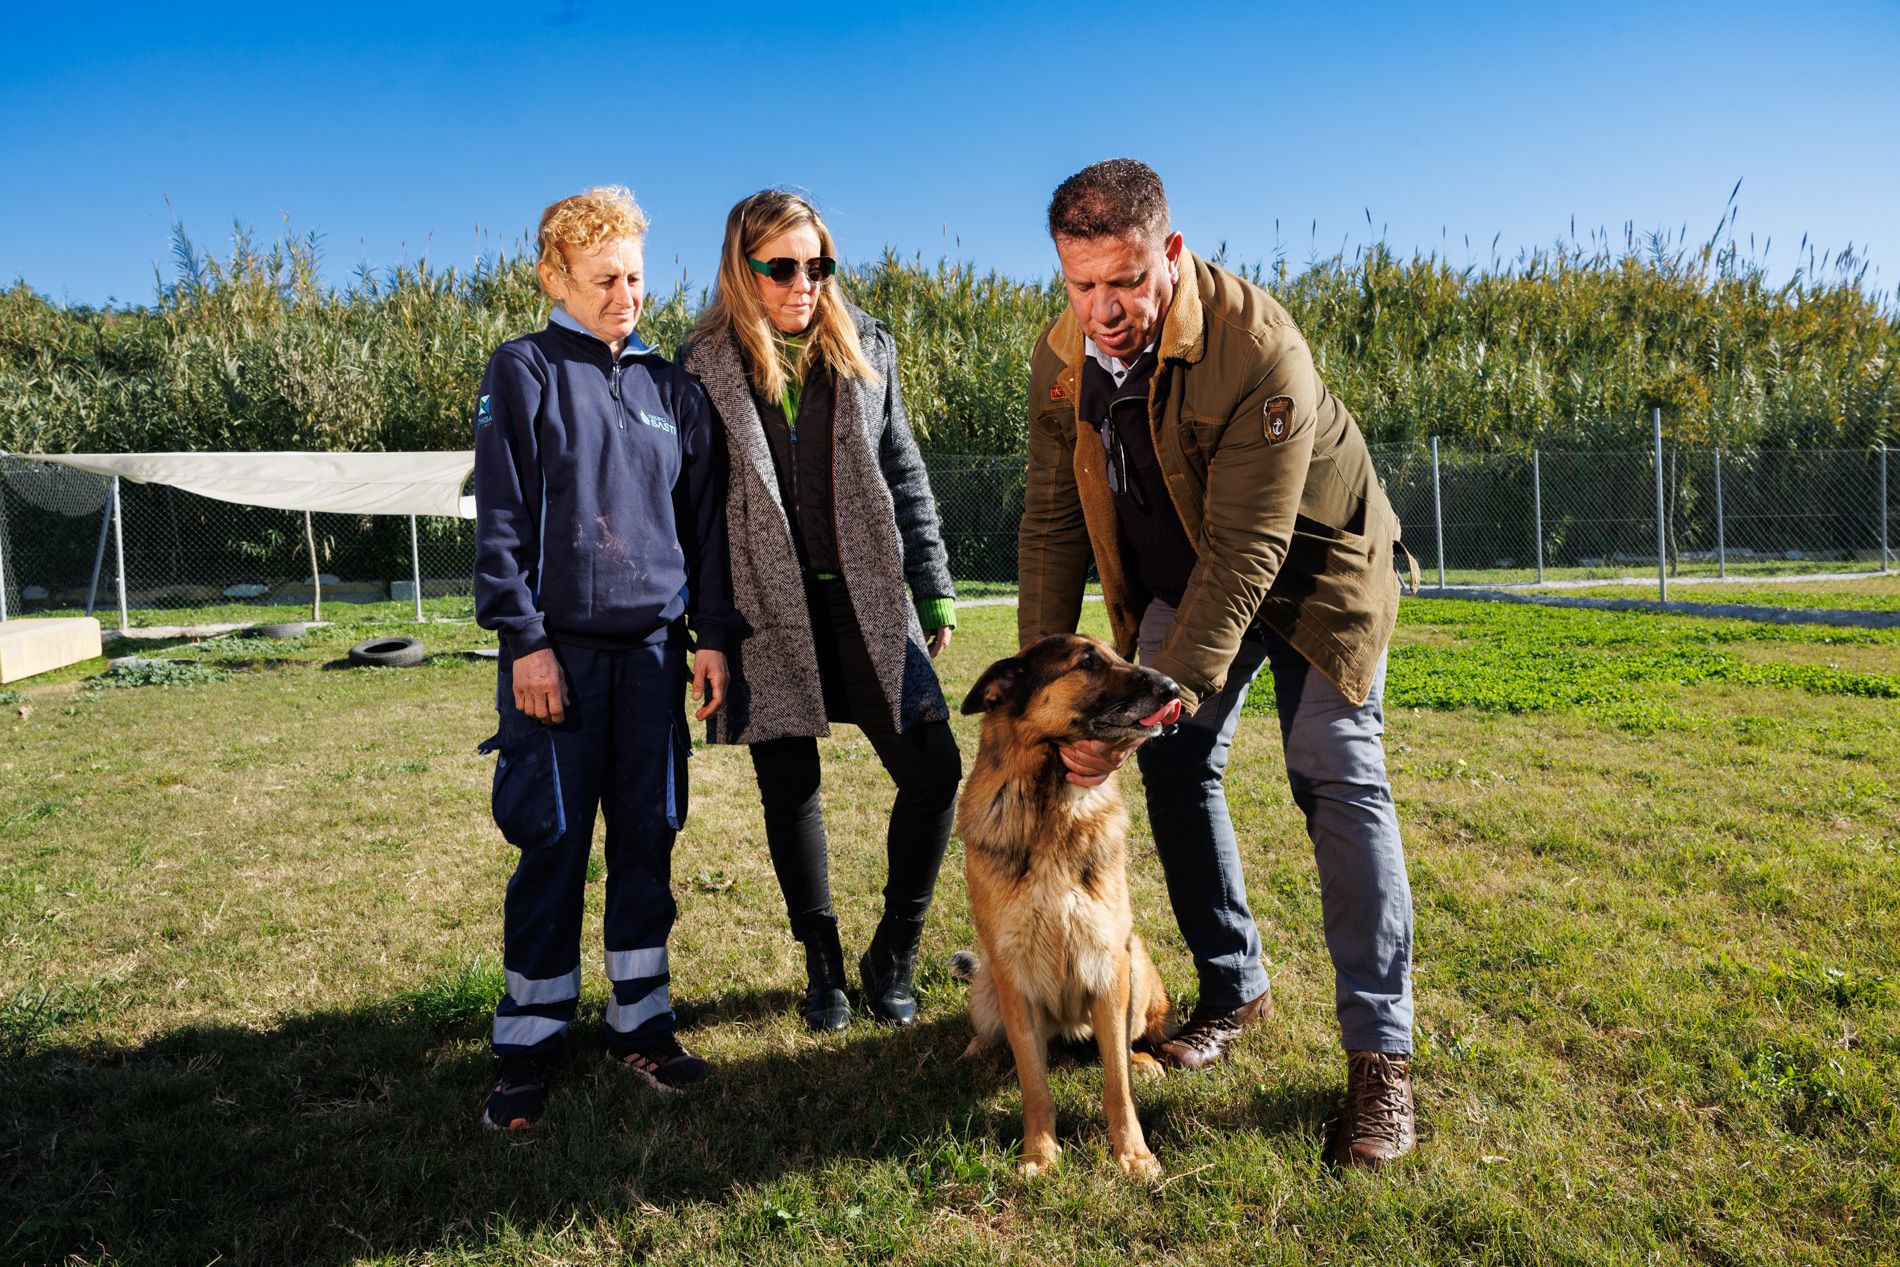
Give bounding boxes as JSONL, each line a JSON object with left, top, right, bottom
{"left": 1153, "top": 987, "right": 1273, "bottom": 1070}
{"left": 1328, "top": 1050, "right": 1416, "bottom": 1168}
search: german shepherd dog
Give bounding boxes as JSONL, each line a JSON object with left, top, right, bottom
{"left": 954, "top": 633, "right": 1184, "bottom": 1177}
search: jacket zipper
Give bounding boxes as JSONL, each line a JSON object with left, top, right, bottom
{"left": 607, "top": 352, "right": 626, "bottom": 429}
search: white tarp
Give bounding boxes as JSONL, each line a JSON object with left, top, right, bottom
{"left": 33, "top": 451, "right": 477, "bottom": 519}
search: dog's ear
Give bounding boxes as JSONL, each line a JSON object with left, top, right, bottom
{"left": 961, "top": 656, "right": 1025, "bottom": 715}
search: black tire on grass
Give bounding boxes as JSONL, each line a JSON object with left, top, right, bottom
{"left": 347, "top": 636, "right": 426, "bottom": 668}
{"left": 251, "top": 622, "right": 307, "bottom": 639}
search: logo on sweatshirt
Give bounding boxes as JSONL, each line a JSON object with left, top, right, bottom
{"left": 475, "top": 394, "right": 493, "bottom": 427}
{"left": 638, "top": 410, "right": 677, "bottom": 435}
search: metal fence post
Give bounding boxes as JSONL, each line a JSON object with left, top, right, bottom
{"left": 1652, "top": 408, "right": 1667, "bottom": 601}
{"left": 1431, "top": 435, "right": 1446, "bottom": 590}
{"left": 1714, "top": 448, "right": 1726, "bottom": 579}
{"left": 111, "top": 476, "right": 129, "bottom": 631}
{"left": 0, "top": 483, "right": 10, "bottom": 624}
{"left": 1532, "top": 448, "right": 1544, "bottom": 584}
{"left": 409, "top": 514, "right": 424, "bottom": 621}
{"left": 1882, "top": 443, "right": 1890, "bottom": 574}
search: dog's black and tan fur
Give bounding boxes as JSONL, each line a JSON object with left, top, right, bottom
{"left": 955, "top": 633, "right": 1180, "bottom": 1177}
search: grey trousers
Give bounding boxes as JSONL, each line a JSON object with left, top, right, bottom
{"left": 1134, "top": 599, "right": 1414, "bottom": 1052}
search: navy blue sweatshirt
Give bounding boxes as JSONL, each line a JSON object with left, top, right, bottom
{"left": 474, "top": 308, "right": 739, "bottom": 658}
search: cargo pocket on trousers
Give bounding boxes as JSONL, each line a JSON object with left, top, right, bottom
{"left": 664, "top": 711, "right": 689, "bottom": 831}
{"left": 477, "top": 727, "right": 566, "bottom": 849}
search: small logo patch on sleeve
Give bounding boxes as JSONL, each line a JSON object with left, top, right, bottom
{"left": 475, "top": 394, "right": 493, "bottom": 427}
{"left": 1263, "top": 396, "right": 1293, "bottom": 443}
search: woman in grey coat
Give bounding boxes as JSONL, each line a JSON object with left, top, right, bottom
{"left": 681, "top": 190, "right": 961, "bottom": 1032}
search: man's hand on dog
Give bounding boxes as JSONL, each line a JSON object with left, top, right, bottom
{"left": 1057, "top": 738, "right": 1141, "bottom": 786}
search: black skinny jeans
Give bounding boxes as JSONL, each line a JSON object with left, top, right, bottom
{"left": 748, "top": 578, "right": 961, "bottom": 944}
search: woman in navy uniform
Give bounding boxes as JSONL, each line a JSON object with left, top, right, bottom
{"left": 472, "top": 186, "right": 738, "bottom": 1129}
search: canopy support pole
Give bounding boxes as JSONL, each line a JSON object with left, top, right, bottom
{"left": 304, "top": 510, "right": 321, "bottom": 623}
{"left": 85, "top": 479, "right": 114, "bottom": 616}
{"left": 409, "top": 514, "right": 424, "bottom": 622}
{"left": 112, "top": 477, "right": 129, "bottom": 631}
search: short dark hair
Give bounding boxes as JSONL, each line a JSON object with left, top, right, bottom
{"left": 1047, "top": 159, "right": 1170, "bottom": 243}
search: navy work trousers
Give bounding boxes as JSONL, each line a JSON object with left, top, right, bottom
{"left": 489, "top": 636, "right": 688, "bottom": 1060}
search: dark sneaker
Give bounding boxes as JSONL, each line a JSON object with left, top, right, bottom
{"left": 1327, "top": 1051, "right": 1416, "bottom": 1169}
{"left": 611, "top": 1032, "right": 711, "bottom": 1093}
{"left": 1154, "top": 986, "right": 1274, "bottom": 1070}
{"left": 481, "top": 1057, "right": 549, "bottom": 1131}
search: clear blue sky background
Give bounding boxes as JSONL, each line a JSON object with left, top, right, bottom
{"left": 5, "top": 0, "right": 1897, "bottom": 308}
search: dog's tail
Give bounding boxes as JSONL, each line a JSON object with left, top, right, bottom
{"left": 947, "top": 949, "right": 980, "bottom": 983}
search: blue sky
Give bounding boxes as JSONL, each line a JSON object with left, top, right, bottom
{"left": 5, "top": 0, "right": 1897, "bottom": 308}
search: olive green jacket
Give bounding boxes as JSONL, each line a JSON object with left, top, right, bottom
{"left": 1018, "top": 250, "right": 1406, "bottom": 709}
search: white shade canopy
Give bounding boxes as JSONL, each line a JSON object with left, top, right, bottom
{"left": 32, "top": 451, "right": 477, "bottom": 519}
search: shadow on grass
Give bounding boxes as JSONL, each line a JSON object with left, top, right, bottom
{"left": 6, "top": 987, "right": 1340, "bottom": 1263}
{"left": 3, "top": 995, "right": 1013, "bottom": 1264}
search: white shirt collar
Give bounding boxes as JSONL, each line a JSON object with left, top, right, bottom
{"left": 1082, "top": 335, "right": 1157, "bottom": 384}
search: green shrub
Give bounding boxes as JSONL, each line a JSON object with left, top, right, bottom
{"left": 2, "top": 218, "right": 1893, "bottom": 457}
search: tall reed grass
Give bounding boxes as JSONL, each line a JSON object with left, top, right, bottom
{"left": 1, "top": 216, "right": 1892, "bottom": 457}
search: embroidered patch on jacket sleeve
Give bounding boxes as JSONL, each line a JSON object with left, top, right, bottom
{"left": 1263, "top": 396, "right": 1293, "bottom": 443}
{"left": 475, "top": 393, "right": 493, "bottom": 427}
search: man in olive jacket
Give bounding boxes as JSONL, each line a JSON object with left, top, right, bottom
{"left": 1018, "top": 159, "right": 1416, "bottom": 1168}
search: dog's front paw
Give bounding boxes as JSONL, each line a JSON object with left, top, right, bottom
{"left": 1019, "top": 1139, "right": 1060, "bottom": 1177}
{"left": 1118, "top": 1151, "right": 1163, "bottom": 1181}
{"left": 1130, "top": 1051, "right": 1165, "bottom": 1082}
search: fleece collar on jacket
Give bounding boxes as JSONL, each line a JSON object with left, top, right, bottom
{"left": 1049, "top": 247, "right": 1208, "bottom": 375}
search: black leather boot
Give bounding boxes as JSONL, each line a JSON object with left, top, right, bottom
{"left": 801, "top": 923, "right": 851, "bottom": 1033}
{"left": 858, "top": 917, "right": 923, "bottom": 1025}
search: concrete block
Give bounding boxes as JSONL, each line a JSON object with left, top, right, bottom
{"left": 0, "top": 617, "right": 103, "bottom": 683}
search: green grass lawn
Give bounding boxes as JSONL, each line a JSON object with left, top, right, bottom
{"left": 1548, "top": 574, "right": 1900, "bottom": 613}
{"left": 2, "top": 600, "right": 1896, "bottom": 1265}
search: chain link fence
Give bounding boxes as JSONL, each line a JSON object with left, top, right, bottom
{"left": 2, "top": 441, "right": 1893, "bottom": 627}
{"left": 1367, "top": 442, "right": 1895, "bottom": 588}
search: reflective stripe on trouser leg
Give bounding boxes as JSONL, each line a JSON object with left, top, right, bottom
{"left": 606, "top": 947, "right": 668, "bottom": 981}
{"left": 1266, "top": 637, "right": 1414, "bottom": 1052}
{"left": 506, "top": 965, "right": 581, "bottom": 1006}
{"left": 1133, "top": 597, "right": 1272, "bottom": 1013}
{"left": 606, "top": 984, "right": 671, "bottom": 1035}
{"left": 494, "top": 963, "right": 583, "bottom": 1050}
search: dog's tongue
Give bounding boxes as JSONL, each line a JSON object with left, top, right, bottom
{"left": 1138, "top": 699, "right": 1183, "bottom": 727}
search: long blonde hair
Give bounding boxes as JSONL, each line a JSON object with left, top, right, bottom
{"left": 691, "top": 190, "right": 879, "bottom": 401}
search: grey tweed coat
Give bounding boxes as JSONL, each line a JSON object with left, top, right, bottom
{"left": 681, "top": 305, "right": 955, "bottom": 745}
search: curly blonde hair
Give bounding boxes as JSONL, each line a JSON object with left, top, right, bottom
{"left": 536, "top": 186, "right": 649, "bottom": 279}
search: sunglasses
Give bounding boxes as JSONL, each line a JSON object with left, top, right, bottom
{"left": 747, "top": 255, "right": 837, "bottom": 286}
